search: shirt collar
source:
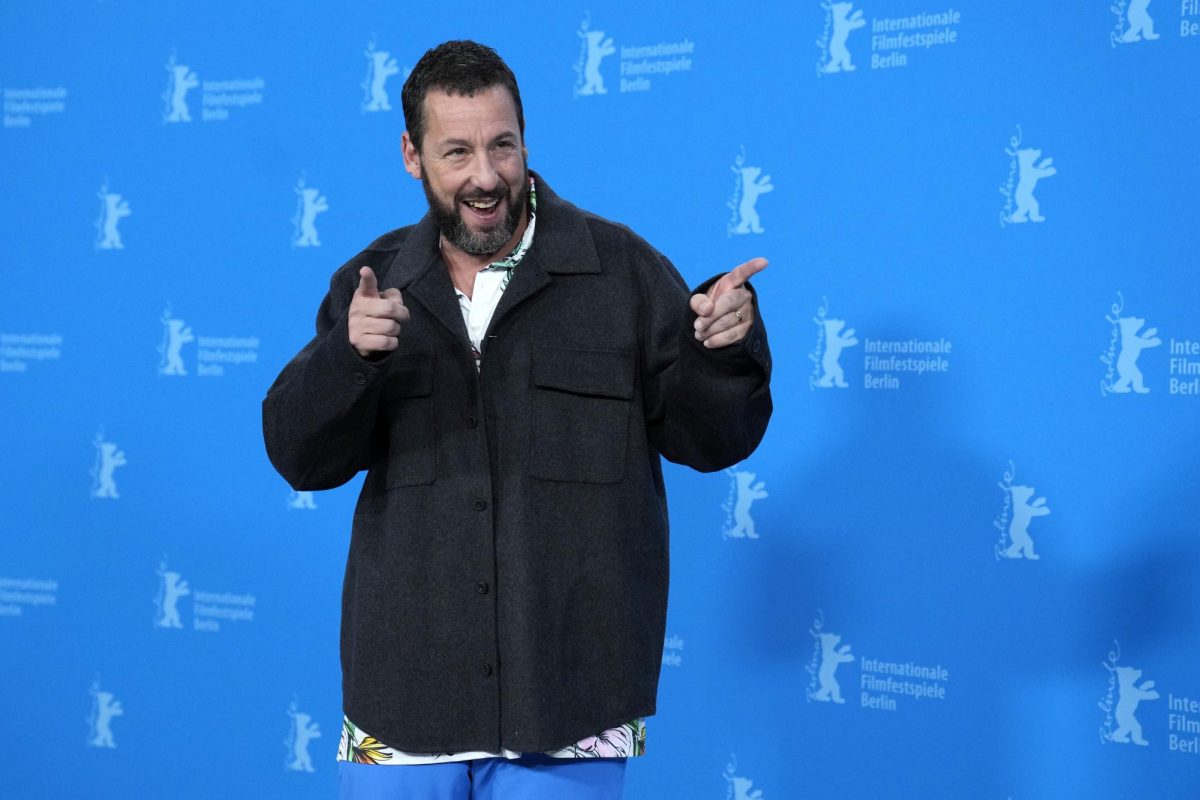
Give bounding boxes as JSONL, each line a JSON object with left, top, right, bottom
{"left": 481, "top": 176, "right": 537, "bottom": 276}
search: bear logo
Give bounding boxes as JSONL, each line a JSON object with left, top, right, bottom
{"left": 731, "top": 165, "right": 774, "bottom": 235}
{"left": 292, "top": 186, "right": 329, "bottom": 248}
{"left": 87, "top": 690, "right": 124, "bottom": 748}
{"left": 1110, "top": 666, "right": 1159, "bottom": 745}
{"left": 724, "top": 469, "right": 768, "bottom": 539}
{"left": 90, "top": 439, "right": 127, "bottom": 500}
{"left": 723, "top": 756, "right": 765, "bottom": 800}
{"left": 158, "top": 314, "right": 195, "bottom": 376}
{"left": 1003, "top": 485, "right": 1050, "bottom": 560}
{"left": 1121, "top": 0, "right": 1160, "bottom": 43}
{"left": 1007, "top": 148, "right": 1056, "bottom": 223}
{"left": 576, "top": 27, "right": 616, "bottom": 96}
{"left": 156, "top": 570, "right": 190, "bottom": 629}
{"left": 363, "top": 46, "right": 400, "bottom": 112}
{"left": 164, "top": 60, "right": 199, "bottom": 123}
{"left": 812, "top": 632, "right": 854, "bottom": 703}
{"left": 288, "top": 490, "right": 317, "bottom": 510}
{"left": 726, "top": 775, "right": 765, "bottom": 800}
{"left": 824, "top": 2, "right": 866, "bottom": 73}
{"left": 286, "top": 710, "right": 322, "bottom": 772}
{"left": 1112, "top": 316, "right": 1161, "bottom": 394}
{"left": 96, "top": 190, "right": 131, "bottom": 250}
{"left": 817, "top": 319, "right": 858, "bottom": 388}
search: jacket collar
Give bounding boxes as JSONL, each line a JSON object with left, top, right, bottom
{"left": 378, "top": 172, "right": 601, "bottom": 349}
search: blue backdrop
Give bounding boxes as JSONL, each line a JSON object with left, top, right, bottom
{"left": 3, "top": 1, "right": 1199, "bottom": 797}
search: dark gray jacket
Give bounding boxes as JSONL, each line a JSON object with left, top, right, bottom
{"left": 262, "top": 176, "right": 772, "bottom": 753}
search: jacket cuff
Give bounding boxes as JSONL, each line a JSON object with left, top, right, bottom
{"left": 320, "top": 309, "right": 395, "bottom": 390}
{"left": 686, "top": 274, "right": 772, "bottom": 377}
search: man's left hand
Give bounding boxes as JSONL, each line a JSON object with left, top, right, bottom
{"left": 689, "top": 257, "right": 768, "bottom": 348}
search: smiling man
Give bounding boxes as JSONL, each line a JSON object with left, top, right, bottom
{"left": 263, "top": 40, "right": 772, "bottom": 800}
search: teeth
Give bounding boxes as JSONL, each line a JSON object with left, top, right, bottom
{"left": 466, "top": 198, "right": 499, "bottom": 210}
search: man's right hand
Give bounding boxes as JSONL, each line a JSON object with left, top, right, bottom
{"left": 348, "top": 266, "right": 409, "bottom": 357}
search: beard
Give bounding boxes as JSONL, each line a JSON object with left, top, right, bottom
{"left": 422, "top": 164, "right": 529, "bottom": 257}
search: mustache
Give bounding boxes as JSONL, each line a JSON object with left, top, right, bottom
{"left": 457, "top": 187, "right": 508, "bottom": 203}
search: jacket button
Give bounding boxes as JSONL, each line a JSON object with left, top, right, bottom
{"left": 482, "top": 663, "right": 493, "bottom": 677}
{"left": 352, "top": 372, "right": 367, "bottom": 385}
{"left": 467, "top": 415, "right": 478, "bottom": 428}
{"left": 751, "top": 339, "right": 761, "bottom": 354}
{"left": 476, "top": 581, "right": 489, "bottom": 595}
{"left": 473, "top": 499, "right": 487, "bottom": 511}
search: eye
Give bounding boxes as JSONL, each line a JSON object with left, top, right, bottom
{"left": 444, "top": 147, "right": 468, "bottom": 158}
{"left": 495, "top": 140, "right": 516, "bottom": 150}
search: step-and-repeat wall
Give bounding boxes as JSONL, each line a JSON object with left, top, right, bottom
{"left": 3, "top": 1, "right": 1199, "bottom": 797}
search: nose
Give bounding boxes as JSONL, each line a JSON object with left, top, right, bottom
{"left": 467, "top": 151, "right": 503, "bottom": 194}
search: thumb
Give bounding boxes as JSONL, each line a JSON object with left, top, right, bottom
{"left": 356, "top": 266, "right": 379, "bottom": 298}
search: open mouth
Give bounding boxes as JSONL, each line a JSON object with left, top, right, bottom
{"left": 462, "top": 195, "right": 503, "bottom": 222}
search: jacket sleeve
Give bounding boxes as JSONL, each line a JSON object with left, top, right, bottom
{"left": 640, "top": 253, "right": 773, "bottom": 472}
{"left": 261, "top": 263, "right": 391, "bottom": 490}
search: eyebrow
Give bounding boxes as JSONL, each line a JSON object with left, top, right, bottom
{"left": 438, "top": 132, "right": 518, "bottom": 149}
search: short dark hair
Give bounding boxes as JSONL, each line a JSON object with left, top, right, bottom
{"left": 402, "top": 40, "right": 525, "bottom": 153}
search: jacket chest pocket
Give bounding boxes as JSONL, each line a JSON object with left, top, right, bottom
{"left": 530, "top": 346, "right": 634, "bottom": 484}
{"left": 381, "top": 353, "right": 436, "bottom": 488}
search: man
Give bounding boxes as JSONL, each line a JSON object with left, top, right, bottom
{"left": 263, "top": 40, "right": 772, "bottom": 799}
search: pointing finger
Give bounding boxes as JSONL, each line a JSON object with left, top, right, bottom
{"left": 724, "top": 257, "right": 768, "bottom": 290}
{"left": 357, "top": 266, "right": 379, "bottom": 298}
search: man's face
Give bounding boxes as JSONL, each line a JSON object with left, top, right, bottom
{"left": 402, "top": 85, "right": 528, "bottom": 258}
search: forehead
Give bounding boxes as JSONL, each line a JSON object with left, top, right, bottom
{"left": 421, "top": 85, "right": 520, "bottom": 142}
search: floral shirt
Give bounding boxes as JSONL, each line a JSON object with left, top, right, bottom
{"left": 338, "top": 717, "right": 646, "bottom": 765}
{"left": 338, "top": 178, "right": 646, "bottom": 765}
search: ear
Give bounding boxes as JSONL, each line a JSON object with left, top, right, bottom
{"left": 401, "top": 132, "right": 422, "bottom": 180}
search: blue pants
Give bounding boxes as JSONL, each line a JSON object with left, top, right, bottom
{"left": 338, "top": 754, "right": 627, "bottom": 800}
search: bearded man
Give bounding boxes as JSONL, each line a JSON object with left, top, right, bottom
{"left": 263, "top": 39, "right": 772, "bottom": 800}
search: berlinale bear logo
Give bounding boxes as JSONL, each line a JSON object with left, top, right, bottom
{"left": 292, "top": 175, "right": 329, "bottom": 248}
{"left": 1112, "top": 666, "right": 1159, "bottom": 745}
{"left": 1003, "top": 485, "right": 1051, "bottom": 560}
{"left": 1099, "top": 641, "right": 1160, "bottom": 746}
{"left": 362, "top": 38, "right": 402, "bottom": 113}
{"left": 1007, "top": 148, "right": 1057, "bottom": 224}
{"left": 821, "top": 1, "right": 866, "bottom": 74}
{"left": 1113, "top": 316, "right": 1161, "bottom": 394}
{"left": 158, "top": 305, "right": 194, "bottom": 376}
{"left": 994, "top": 462, "right": 1053, "bottom": 561}
{"left": 87, "top": 680, "right": 124, "bottom": 749}
{"left": 286, "top": 701, "right": 322, "bottom": 772}
{"left": 162, "top": 53, "right": 199, "bottom": 123}
{"left": 807, "top": 611, "right": 855, "bottom": 705}
{"left": 999, "top": 127, "right": 1057, "bottom": 227}
{"left": 573, "top": 13, "right": 616, "bottom": 97}
{"left": 809, "top": 299, "right": 859, "bottom": 390}
{"left": 1113, "top": 0, "right": 1160, "bottom": 46}
{"left": 817, "top": 319, "right": 858, "bottom": 389}
{"left": 812, "top": 632, "right": 855, "bottom": 703}
{"left": 288, "top": 490, "right": 317, "bottom": 510}
{"left": 727, "top": 147, "right": 775, "bottom": 237}
{"left": 723, "top": 467, "right": 768, "bottom": 539}
{"left": 723, "top": 754, "right": 766, "bottom": 800}
{"left": 94, "top": 183, "right": 131, "bottom": 250}
{"left": 90, "top": 430, "right": 127, "bottom": 500}
{"left": 154, "top": 559, "right": 190, "bottom": 629}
